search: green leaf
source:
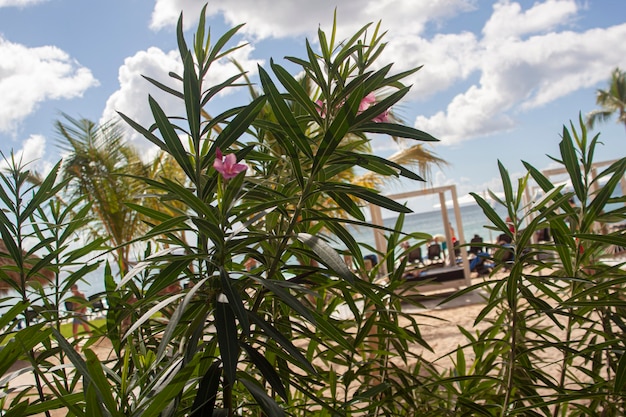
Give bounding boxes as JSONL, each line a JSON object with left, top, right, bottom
{"left": 122, "top": 293, "right": 184, "bottom": 339}
{"left": 83, "top": 349, "right": 118, "bottom": 415}
{"left": 497, "top": 160, "right": 514, "bottom": 211}
{"left": 142, "top": 75, "right": 184, "bottom": 100}
{"left": 242, "top": 342, "right": 288, "bottom": 401}
{"left": 312, "top": 89, "right": 359, "bottom": 174}
{"left": 470, "top": 192, "right": 510, "bottom": 235}
{"left": 559, "top": 126, "right": 585, "bottom": 201}
{"left": 202, "top": 72, "right": 246, "bottom": 105}
{"left": 183, "top": 52, "right": 201, "bottom": 144}
{"left": 296, "top": 233, "right": 356, "bottom": 284}
{"left": 140, "top": 358, "right": 198, "bottom": 417}
{"left": 352, "top": 383, "right": 390, "bottom": 401}
{"left": 156, "top": 277, "right": 209, "bottom": 362}
{"left": 271, "top": 60, "right": 320, "bottom": 126}
{"left": 321, "top": 183, "right": 412, "bottom": 214}
{"left": 0, "top": 301, "right": 27, "bottom": 333}
{"left": 584, "top": 158, "right": 626, "bottom": 231}
{"left": 212, "top": 95, "right": 266, "bottom": 156}
{"left": 240, "top": 378, "right": 286, "bottom": 417}
{"left": 248, "top": 312, "right": 315, "bottom": 373}
{"left": 615, "top": 352, "right": 626, "bottom": 392}
{"left": 575, "top": 233, "right": 626, "bottom": 247}
{"left": 24, "top": 394, "right": 84, "bottom": 416}
{"left": 125, "top": 202, "right": 174, "bottom": 223}
{"left": 219, "top": 267, "right": 250, "bottom": 336}
{"left": 214, "top": 295, "right": 239, "bottom": 384}
{"left": 149, "top": 95, "right": 195, "bottom": 180}
{"left": 190, "top": 360, "right": 221, "bottom": 417}
{"left": 206, "top": 24, "right": 246, "bottom": 68}
{"left": 259, "top": 64, "right": 312, "bottom": 158}
{"left": 249, "top": 275, "right": 316, "bottom": 323}
{"left": 117, "top": 111, "right": 167, "bottom": 152}
{"left": 317, "top": 217, "right": 364, "bottom": 264}
{"left": 326, "top": 191, "right": 365, "bottom": 221}
{"left": 0, "top": 325, "right": 51, "bottom": 376}
{"left": 175, "top": 10, "right": 189, "bottom": 64}
{"left": 20, "top": 161, "right": 62, "bottom": 222}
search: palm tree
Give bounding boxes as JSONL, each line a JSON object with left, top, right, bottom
{"left": 55, "top": 114, "right": 151, "bottom": 275}
{"left": 586, "top": 67, "right": 626, "bottom": 131}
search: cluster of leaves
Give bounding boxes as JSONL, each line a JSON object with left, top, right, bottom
{"left": 427, "top": 117, "right": 626, "bottom": 416}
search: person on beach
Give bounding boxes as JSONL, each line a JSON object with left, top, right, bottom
{"left": 70, "top": 284, "right": 91, "bottom": 341}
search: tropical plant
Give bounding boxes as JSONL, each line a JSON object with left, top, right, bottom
{"left": 586, "top": 67, "right": 626, "bottom": 132}
{"left": 0, "top": 153, "right": 105, "bottom": 416}
{"left": 437, "top": 115, "right": 626, "bottom": 415}
{"left": 45, "top": 6, "right": 440, "bottom": 416}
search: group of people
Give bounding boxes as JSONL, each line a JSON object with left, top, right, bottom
{"left": 399, "top": 220, "right": 519, "bottom": 277}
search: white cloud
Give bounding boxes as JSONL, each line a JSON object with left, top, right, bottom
{"left": 101, "top": 43, "right": 263, "bottom": 156}
{"left": 482, "top": 0, "right": 577, "bottom": 41}
{"left": 380, "top": 31, "right": 480, "bottom": 98}
{"left": 150, "top": 0, "right": 206, "bottom": 30}
{"left": 0, "top": 36, "right": 99, "bottom": 134}
{"left": 150, "top": 0, "right": 475, "bottom": 38}
{"left": 0, "top": 0, "right": 46, "bottom": 7}
{"left": 414, "top": 2, "right": 626, "bottom": 145}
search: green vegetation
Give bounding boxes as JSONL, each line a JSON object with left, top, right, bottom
{"left": 586, "top": 67, "right": 626, "bottom": 132}
{"left": 0, "top": 5, "right": 624, "bottom": 417}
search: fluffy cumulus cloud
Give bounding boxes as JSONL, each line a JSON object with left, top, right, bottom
{"left": 0, "top": 36, "right": 98, "bottom": 134}
{"left": 150, "top": 0, "right": 475, "bottom": 38}
{"left": 413, "top": 1, "right": 626, "bottom": 144}
{"left": 147, "top": 0, "right": 626, "bottom": 146}
{"left": 101, "top": 43, "right": 262, "bottom": 156}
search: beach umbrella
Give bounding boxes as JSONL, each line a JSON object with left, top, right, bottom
{"left": 0, "top": 239, "right": 54, "bottom": 294}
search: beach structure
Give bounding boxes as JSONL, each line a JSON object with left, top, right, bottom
{"left": 369, "top": 184, "right": 472, "bottom": 293}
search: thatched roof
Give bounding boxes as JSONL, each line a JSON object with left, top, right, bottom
{"left": 0, "top": 239, "right": 54, "bottom": 294}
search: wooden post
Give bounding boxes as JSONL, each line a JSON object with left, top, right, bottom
{"left": 451, "top": 185, "right": 471, "bottom": 285}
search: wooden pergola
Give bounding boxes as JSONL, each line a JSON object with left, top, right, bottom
{"left": 369, "top": 184, "right": 472, "bottom": 293}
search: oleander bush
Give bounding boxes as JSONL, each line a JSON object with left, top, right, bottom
{"left": 0, "top": 5, "right": 625, "bottom": 417}
{"left": 435, "top": 117, "right": 626, "bottom": 416}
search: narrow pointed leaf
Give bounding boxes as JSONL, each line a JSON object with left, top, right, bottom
{"left": 240, "top": 378, "right": 286, "bottom": 417}
{"left": 214, "top": 296, "right": 239, "bottom": 384}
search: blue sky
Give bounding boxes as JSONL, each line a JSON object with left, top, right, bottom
{"left": 1, "top": 0, "right": 625, "bottom": 213}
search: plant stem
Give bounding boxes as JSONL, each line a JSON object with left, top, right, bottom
{"left": 501, "top": 289, "right": 518, "bottom": 417}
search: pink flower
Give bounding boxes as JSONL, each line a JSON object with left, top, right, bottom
{"left": 213, "top": 148, "right": 247, "bottom": 180}
{"left": 316, "top": 93, "right": 390, "bottom": 123}
{"left": 358, "top": 93, "right": 377, "bottom": 113}
{"left": 358, "top": 92, "right": 389, "bottom": 122}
